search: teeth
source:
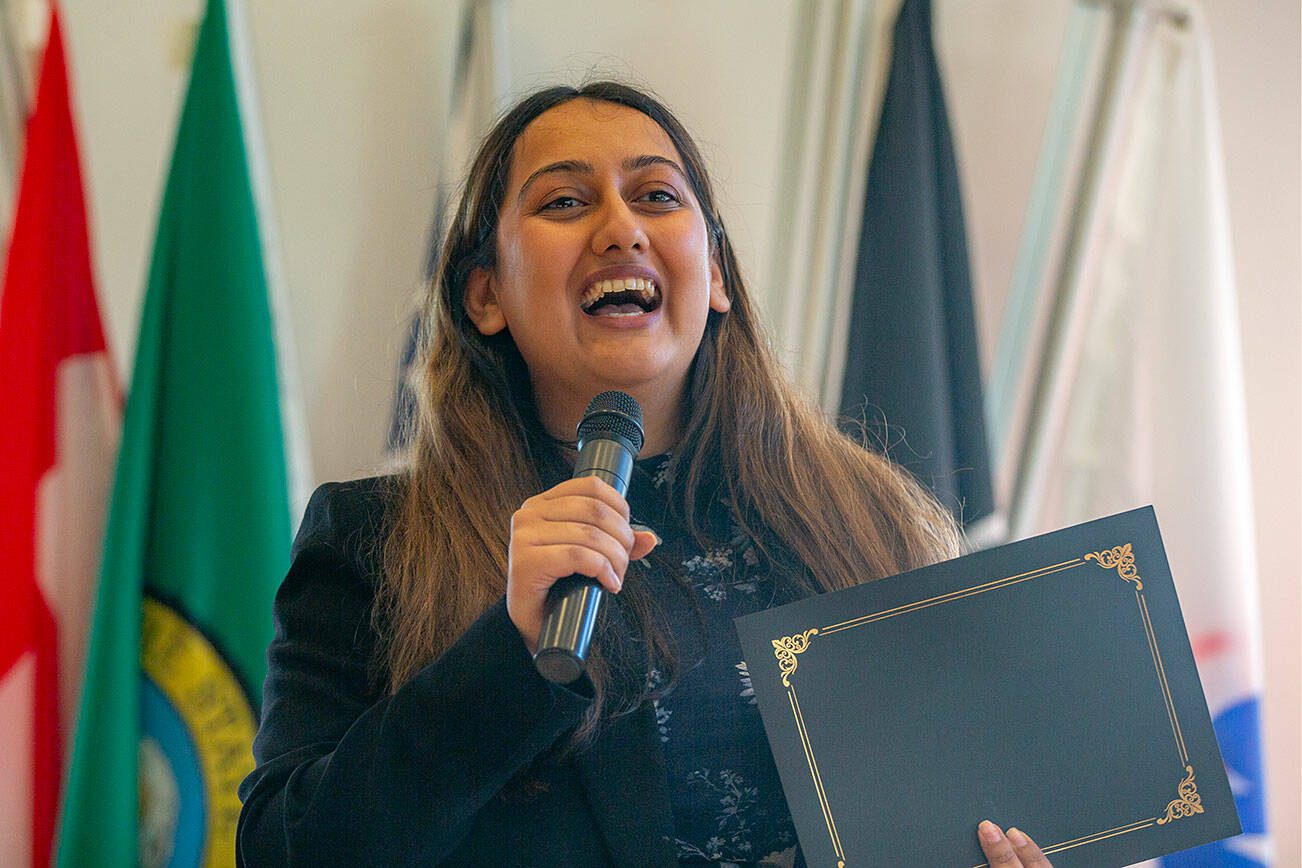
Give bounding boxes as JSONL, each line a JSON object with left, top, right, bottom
{"left": 580, "top": 277, "right": 659, "bottom": 310}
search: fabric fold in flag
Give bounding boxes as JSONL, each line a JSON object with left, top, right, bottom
{"left": 837, "top": 0, "right": 994, "bottom": 527}
{"left": 55, "top": 0, "right": 300, "bottom": 863}
{"left": 0, "top": 9, "right": 120, "bottom": 867}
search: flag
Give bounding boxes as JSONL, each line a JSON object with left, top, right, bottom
{"left": 837, "top": 0, "right": 994, "bottom": 526}
{"left": 389, "top": 0, "right": 510, "bottom": 455}
{"left": 0, "top": 9, "right": 119, "bottom": 866}
{"left": 1003, "top": 8, "right": 1269, "bottom": 864}
{"left": 56, "top": 0, "right": 300, "bottom": 863}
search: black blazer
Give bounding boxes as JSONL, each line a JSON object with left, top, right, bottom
{"left": 236, "top": 478, "right": 676, "bottom": 866}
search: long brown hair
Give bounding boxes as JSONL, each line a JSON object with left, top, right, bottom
{"left": 379, "top": 82, "right": 960, "bottom": 736}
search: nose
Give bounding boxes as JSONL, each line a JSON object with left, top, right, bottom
{"left": 590, "top": 196, "right": 648, "bottom": 255}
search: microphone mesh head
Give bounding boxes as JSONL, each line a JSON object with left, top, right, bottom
{"left": 577, "top": 390, "right": 644, "bottom": 451}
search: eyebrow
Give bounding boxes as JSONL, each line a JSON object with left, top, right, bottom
{"left": 516, "top": 154, "right": 688, "bottom": 204}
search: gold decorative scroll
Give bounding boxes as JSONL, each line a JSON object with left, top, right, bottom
{"left": 772, "top": 629, "right": 819, "bottom": 687}
{"left": 1085, "top": 543, "right": 1143, "bottom": 589}
{"left": 1157, "top": 765, "right": 1203, "bottom": 825}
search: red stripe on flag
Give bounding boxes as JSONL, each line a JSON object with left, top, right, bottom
{"left": 0, "top": 8, "right": 118, "bottom": 867}
{"left": 1191, "top": 630, "right": 1233, "bottom": 662}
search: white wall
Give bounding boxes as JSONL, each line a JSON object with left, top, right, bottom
{"left": 56, "top": 0, "right": 1299, "bottom": 859}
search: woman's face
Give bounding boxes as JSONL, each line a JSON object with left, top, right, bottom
{"left": 465, "top": 99, "right": 729, "bottom": 431}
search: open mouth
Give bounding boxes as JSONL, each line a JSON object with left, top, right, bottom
{"left": 580, "top": 277, "right": 661, "bottom": 317}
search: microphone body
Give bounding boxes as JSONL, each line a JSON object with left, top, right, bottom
{"left": 533, "top": 391, "right": 643, "bottom": 684}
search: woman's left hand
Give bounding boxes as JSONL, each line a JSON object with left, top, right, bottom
{"left": 977, "top": 821, "right": 1052, "bottom": 866}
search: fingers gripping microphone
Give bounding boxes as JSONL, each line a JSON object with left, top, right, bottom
{"left": 533, "top": 391, "right": 644, "bottom": 684}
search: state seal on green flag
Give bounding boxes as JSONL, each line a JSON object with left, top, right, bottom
{"left": 139, "top": 595, "right": 257, "bottom": 867}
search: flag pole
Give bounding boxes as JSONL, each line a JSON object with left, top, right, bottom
{"left": 1006, "top": 0, "right": 1151, "bottom": 539}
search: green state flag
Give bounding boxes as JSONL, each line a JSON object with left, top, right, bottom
{"left": 57, "top": 0, "right": 299, "bottom": 864}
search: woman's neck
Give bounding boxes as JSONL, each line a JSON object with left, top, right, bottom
{"left": 535, "top": 381, "right": 684, "bottom": 457}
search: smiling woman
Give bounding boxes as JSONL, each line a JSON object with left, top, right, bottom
{"left": 235, "top": 82, "right": 1048, "bottom": 866}
{"left": 462, "top": 98, "right": 730, "bottom": 457}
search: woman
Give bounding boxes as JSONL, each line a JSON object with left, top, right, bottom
{"left": 237, "top": 82, "right": 1051, "bottom": 866}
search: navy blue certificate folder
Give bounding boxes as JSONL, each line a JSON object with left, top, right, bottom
{"left": 735, "top": 507, "right": 1240, "bottom": 866}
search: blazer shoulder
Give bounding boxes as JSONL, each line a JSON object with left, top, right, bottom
{"left": 292, "top": 475, "right": 400, "bottom": 583}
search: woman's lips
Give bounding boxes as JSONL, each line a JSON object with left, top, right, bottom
{"left": 580, "top": 276, "right": 661, "bottom": 314}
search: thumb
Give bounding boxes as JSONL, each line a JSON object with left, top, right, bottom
{"left": 630, "top": 528, "right": 660, "bottom": 561}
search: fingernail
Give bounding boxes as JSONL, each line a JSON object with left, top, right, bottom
{"left": 633, "top": 524, "right": 661, "bottom": 546}
{"left": 1007, "top": 827, "right": 1028, "bottom": 847}
{"left": 979, "top": 821, "right": 1003, "bottom": 844}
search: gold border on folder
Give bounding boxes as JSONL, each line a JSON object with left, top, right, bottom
{"left": 768, "top": 543, "right": 1204, "bottom": 866}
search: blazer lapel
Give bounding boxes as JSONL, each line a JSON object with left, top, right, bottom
{"left": 572, "top": 702, "right": 675, "bottom": 866}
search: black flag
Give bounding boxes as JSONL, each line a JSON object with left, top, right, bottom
{"left": 839, "top": 0, "right": 993, "bottom": 525}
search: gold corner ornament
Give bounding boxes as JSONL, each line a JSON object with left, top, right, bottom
{"left": 772, "top": 629, "right": 819, "bottom": 687}
{"left": 1157, "top": 765, "right": 1203, "bottom": 825}
{"left": 1084, "top": 543, "right": 1143, "bottom": 589}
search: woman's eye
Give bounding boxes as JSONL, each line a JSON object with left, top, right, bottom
{"left": 641, "top": 189, "right": 680, "bottom": 205}
{"left": 540, "top": 196, "right": 582, "bottom": 211}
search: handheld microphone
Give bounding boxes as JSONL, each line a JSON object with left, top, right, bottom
{"left": 533, "top": 390, "right": 644, "bottom": 684}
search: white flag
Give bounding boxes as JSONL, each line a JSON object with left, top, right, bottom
{"left": 1009, "top": 7, "right": 1268, "bottom": 864}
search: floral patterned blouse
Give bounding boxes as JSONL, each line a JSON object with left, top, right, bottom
{"left": 626, "top": 455, "right": 806, "bottom": 867}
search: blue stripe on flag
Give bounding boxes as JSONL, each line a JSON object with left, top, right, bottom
{"left": 1161, "top": 698, "right": 1267, "bottom": 866}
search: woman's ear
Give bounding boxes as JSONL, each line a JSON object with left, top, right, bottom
{"left": 464, "top": 267, "right": 508, "bottom": 335}
{"left": 708, "top": 256, "right": 730, "bottom": 313}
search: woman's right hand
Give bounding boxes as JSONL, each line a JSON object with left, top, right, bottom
{"left": 507, "top": 476, "right": 659, "bottom": 654}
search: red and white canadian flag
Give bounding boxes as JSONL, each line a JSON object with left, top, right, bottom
{"left": 0, "top": 7, "right": 120, "bottom": 866}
